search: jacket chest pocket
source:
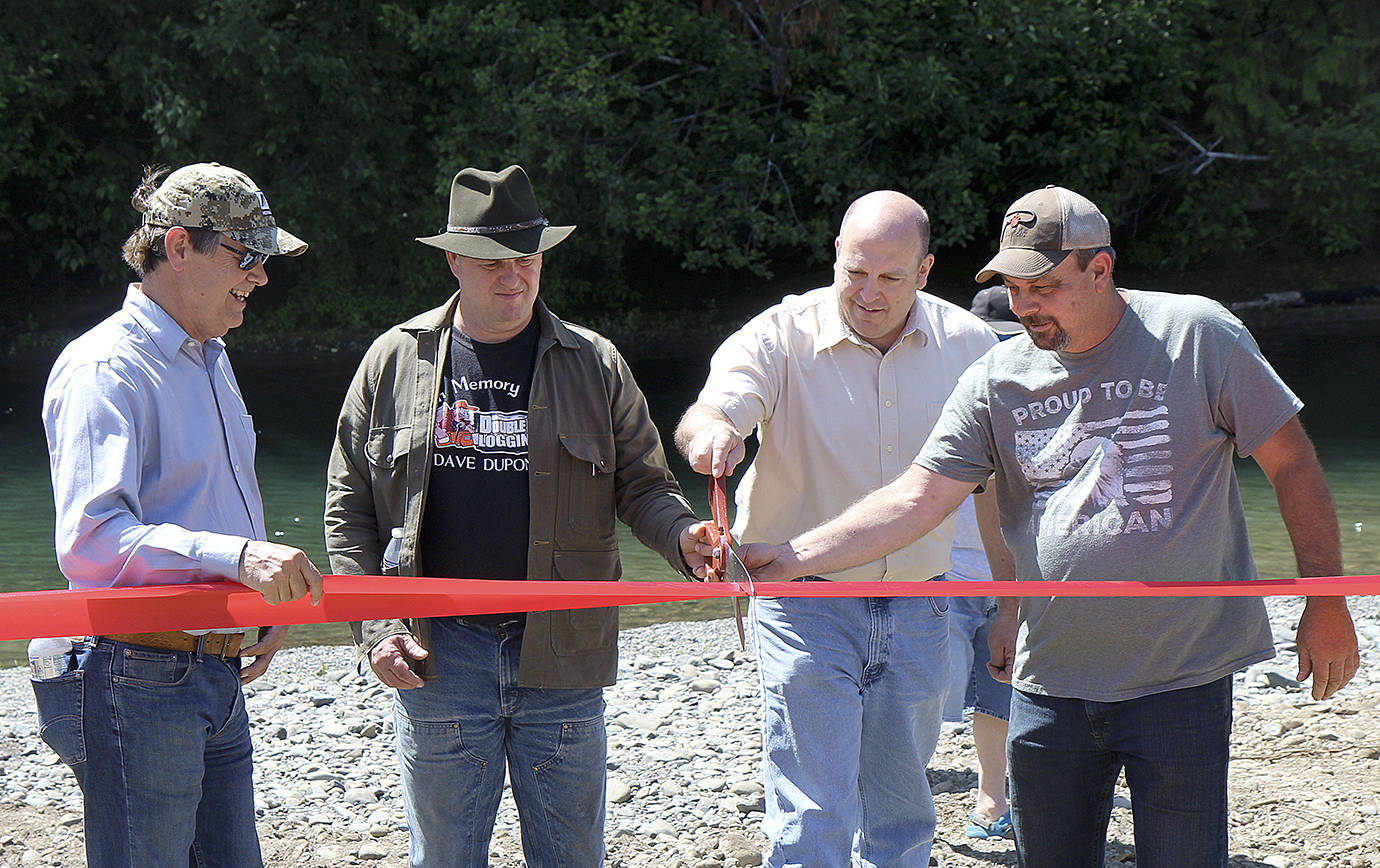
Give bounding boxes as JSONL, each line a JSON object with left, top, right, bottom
{"left": 366, "top": 426, "right": 411, "bottom": 473}
{"left": 558, "top": 433, "right": 615, "bottom": 538}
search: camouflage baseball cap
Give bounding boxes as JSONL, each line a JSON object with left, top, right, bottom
{"left": 975, "top": 185, "right": 1109, "bottom": 283}
{"left": 141, "top": 162, "right": 307, "bottom": 256}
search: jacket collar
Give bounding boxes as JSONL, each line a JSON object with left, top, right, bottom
{"left": 401, "top": 291, "right": 580, "bottom": 350}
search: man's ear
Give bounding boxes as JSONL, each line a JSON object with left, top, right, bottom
{"left": 1090, "top": 250, "right": 1114, "bottom": 289}
{"left": 162, "top": 226, "right": 193, "bottom": 272}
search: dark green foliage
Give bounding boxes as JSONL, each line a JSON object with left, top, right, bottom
{"left": 1, "top": 0, "right": 1375, "bottom": 342}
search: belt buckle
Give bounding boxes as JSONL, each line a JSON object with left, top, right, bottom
{"left": 196, "top": 633, "right": 232, "bottom": 660}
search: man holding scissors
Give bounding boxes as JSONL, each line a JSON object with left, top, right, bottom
{"left": 675, "top": 190, "right": 1005, "bottom": 867}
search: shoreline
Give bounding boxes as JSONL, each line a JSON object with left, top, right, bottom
{"left": 1, "top": 606, "right": 1378, "bottom": 867}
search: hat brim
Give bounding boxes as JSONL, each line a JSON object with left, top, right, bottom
{"left": 230, "top": 225, "right": 309, "bottom": 257}
{"left": 416, "top": 224, "right": 575, "bottom": 259}
{"left": 975, "top": 248, "right": 1071, "bottom": 283}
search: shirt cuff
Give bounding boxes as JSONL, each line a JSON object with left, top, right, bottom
{"left": 199, "top": 533, "right": 252, "bottom": 581}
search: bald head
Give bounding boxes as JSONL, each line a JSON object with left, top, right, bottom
{"left": 838, "top": 190, "right": 931, "bottom": 265}
{"left": 832, "top": 190, "right": 936, "bottom": 352}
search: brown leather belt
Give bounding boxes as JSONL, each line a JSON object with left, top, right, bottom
{"left": 102, "top": 631, "right": 243, "bottom": 658}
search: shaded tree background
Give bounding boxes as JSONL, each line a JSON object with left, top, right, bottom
{"left": 2, "top": 0, "right": 1375, "bottom": 350}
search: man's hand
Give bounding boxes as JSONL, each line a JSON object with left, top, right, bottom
{"left": 986, "top": 602, "right": 1018, "bottom": 684}
{"left": 368, "top": 634, "right": 429, "bottom": 689}
{"left": 239, "top": 541, "right": 324, "bottom": 605}
{"left": 739, "top": 541, "right": 803, "bottom": 582}
{"left": 685, "top": 421, "right": 746, "bottom": 478}
{"left": 238, "top": 625, "right": 288, "bottom": 685}
{"left": 680, "top": 520, "right": 723, "bottom": 580}
{"left": 1295, "top": 596, "right": 1359, "bottom": 700}
{"left": 675, "top": 405, "right": 746, "bottom": 478}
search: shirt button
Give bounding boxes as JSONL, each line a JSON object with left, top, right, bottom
{"left": 886, "top": 445, "right": 894, "bottom": 453}
{"left": 885, "top": 400, "right": 893, "bottom": 408}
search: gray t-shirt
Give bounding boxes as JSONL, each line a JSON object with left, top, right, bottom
{"left": 916, "top": 290, "right": 1299, "bottom": 701}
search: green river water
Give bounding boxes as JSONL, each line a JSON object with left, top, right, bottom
{"left": 1, "top": 328, "right": 1376, "bottom": 667}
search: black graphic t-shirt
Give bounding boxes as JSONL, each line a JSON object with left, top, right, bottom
{"left": 420, "top": 317, "right": 539, "bottom": 621}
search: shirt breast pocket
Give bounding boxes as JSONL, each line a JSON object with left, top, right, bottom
{"left": 558, "top": 433, "right": 615, "bottom": 538}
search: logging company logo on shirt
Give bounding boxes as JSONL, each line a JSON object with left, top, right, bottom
{"left": 434, "top": 399, "right": 528, "bottom": 454}
{"left": 1012, "top": 378, "right": 1173, "bottom": 538}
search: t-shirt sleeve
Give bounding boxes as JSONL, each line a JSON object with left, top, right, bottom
{"left": 913, "top": 360, "right": 997, "bottom": 484}
{"left": 1211, "top": 325, "right": 1303, "bottom": 457}
{"left": 696, "top": 316, "right": 781, "bottom": 434}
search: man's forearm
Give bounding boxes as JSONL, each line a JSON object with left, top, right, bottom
{"left": 786, "top": 464, "right": 973, "bottom": 578}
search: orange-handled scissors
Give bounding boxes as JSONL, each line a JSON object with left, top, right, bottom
{"left": 709, "top": 475, "right": 753, "bottom": 649}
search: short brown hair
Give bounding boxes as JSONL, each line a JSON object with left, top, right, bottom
{"left": 1074, "top": 246, "right": 1116, "bottom": 272}
{"left": 120, "top": 166, "right": 220, "bottom": 277}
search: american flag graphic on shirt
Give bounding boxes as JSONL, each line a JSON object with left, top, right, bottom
{"left": 1015, "top": 403, "right": 1174, "bottom": 537}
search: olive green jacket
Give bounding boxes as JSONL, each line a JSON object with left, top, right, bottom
{"left": 324, "top": 293, "right": 697, "bottom": 688}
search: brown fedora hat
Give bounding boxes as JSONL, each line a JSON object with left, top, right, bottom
{"left": 416, "top": 165, "right": 575, "bottom": 259}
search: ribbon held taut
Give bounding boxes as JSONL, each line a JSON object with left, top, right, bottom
{"left": 0, "top": 575, "right": 1376, "bottom": 641}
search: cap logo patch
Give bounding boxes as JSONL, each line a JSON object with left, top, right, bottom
{"left": 1006, "top": 211, "right": 1037, "bottom": 235}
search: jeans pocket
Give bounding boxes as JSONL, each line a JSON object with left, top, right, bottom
{"left": 113, "top": 647, "right": 192, "bottom": 686}
{"left": 533, "top": 713, "right": 605, "bottom": 773}
{"left": 394, "top": 706, "right": 487, "bottom": 768}
{"left": 929, "top": 596, "right": 950, "bottom": 617}
{"left": 32, "top": 670, "right": 86, "bottom": 766}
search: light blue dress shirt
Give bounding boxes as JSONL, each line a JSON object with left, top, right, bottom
{"left": 43, "top": 285, "right": 265, "bottom": 589}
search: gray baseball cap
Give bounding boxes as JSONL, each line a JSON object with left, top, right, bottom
{"left": 975, "top": 185, "right": 1109, "bottom": 283}
{"left": 141, "top": 162, "right": 307, "bottom": 256}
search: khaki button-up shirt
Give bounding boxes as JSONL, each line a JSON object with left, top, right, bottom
{"left": 697, "top": 286, "right": 996, "bottom": 581}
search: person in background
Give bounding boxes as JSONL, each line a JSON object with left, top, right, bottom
{"left": 39, "top": 162, "right": 324, "bottom": 867}
{"left": 675, "top": 190, "right": 1007, "bottom": 867}
{"left": 325, "top": 165, "right": 716, "bottom": 868}
{"left": 742, "top": 185, "right": 1359, "bottom": 868}
{"left": 938, "top": 286, "right": 1025, "bottom": 842}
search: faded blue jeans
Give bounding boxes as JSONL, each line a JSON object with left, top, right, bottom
{"left": 753, "top": 589, "right": 950, "bottom": 868}
{"left": 1007, "top": 676, "right": 1234, "bottom": 868}
{"left": 392, "top": 617, "right": 606, "bottom": 868}
{"left": 32, "top": 636, "right": 260, "bottom": 867}
{"left": 939, "top": 591, "right": 1012, "bottom": 723}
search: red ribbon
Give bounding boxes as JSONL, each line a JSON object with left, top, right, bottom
{"left": 1, "top": 575, "right": 1376, "bottom": 641}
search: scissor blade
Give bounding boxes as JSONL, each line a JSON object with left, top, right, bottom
{"left": 724, "top": 543, "right": 752, "bottom": 650}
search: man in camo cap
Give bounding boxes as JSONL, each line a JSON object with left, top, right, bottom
{"left": 38, "top": 162, "right": 322, "bottom": 867}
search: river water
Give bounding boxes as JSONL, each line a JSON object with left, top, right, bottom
{"left": 2, "top": 323, "right": 1376, "bottom": 666}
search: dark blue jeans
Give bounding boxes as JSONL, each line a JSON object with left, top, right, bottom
{"left": 32, "top": 637, "right": 259, "bottom": 867}
{"left": 1007, "top": 676, "right": 1233, "bottom": 868}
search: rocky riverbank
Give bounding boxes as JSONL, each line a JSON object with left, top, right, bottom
{"left": 1, "top": 596, "right": 1377, "bottom": 867}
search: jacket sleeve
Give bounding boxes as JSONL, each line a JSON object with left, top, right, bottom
{"left": 604, "top": 343, "right": 698, "bottom": 576}
{"left": 324, "top": 344, "right": 410, "bottom": 651}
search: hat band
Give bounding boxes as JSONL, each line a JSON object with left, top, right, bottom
{"left": 445, "top": 216, "right": 548, "bottom": 235}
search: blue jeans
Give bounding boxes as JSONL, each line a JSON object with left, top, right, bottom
{"left": 1007, "top": 677, "right": 1233, "bottom": 868}
{"left": 393, "top": 617, "right": 606, "bottom": 868}
{"left": 31, "top": 637, "right": 260, "bottom": 867}
{"left": 939, "top": 590, "right": 1012, "bottom": 723}
{"left": 753, "top": 589, "right": 950, "bottom": 868}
